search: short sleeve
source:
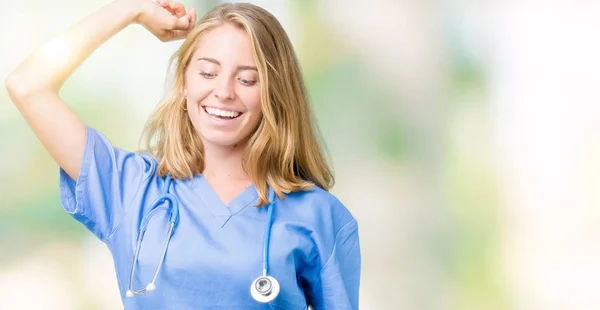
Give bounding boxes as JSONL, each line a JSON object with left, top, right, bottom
{"left": 309, "top": 219, "right": 361, "bottom": 310}
{"left": 59, "top": 125, "right": 156, "bottom": 241}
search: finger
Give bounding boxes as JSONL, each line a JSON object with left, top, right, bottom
{"left": 159, "top": 0, "right": 179, "bottom": 17}
{"left": 185, "top": 7, "right": 195, "bottom": 30}
{"left": 169, "top": 2, "right": 187, "bottom": 18}
{"left": 189, "top": 7, "right": 197, "bottom": 28}
{"left": 165, "top": 29, "right": 189, "bottom": 41}
{"left": 172, "top": 14, "right": 191, "bottom": 30}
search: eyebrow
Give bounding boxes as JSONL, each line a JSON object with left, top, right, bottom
{"left": 196, "top": 57, "right": 258, "bottom": 72}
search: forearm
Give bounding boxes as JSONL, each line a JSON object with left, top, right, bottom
{"left": 6, "top": 0, "right": 141, "bottom": 97}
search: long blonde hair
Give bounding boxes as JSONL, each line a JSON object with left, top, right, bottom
{"left": 141, "top": 3, "right": 334, "bottom": 206}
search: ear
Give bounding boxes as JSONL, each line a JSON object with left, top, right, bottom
{"left": 183, "top": 88, "right": 187, "bottom": 98}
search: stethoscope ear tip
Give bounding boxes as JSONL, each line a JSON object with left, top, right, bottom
{"left": 146, "top": 283, "right": 156, "bottom": 292}
{"left": 126, "top": 290, "right": 134, "bottom": 298}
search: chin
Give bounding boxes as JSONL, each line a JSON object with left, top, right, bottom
{"left": 201, "top": 133, "right": 246, "bottom": 148}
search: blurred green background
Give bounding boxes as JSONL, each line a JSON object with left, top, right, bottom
{"left": 2, "top": 0, "right": 600, "bottom": 309}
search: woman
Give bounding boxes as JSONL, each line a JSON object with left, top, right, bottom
{"left": 5, "top": 0, "right": 360, "bottom": 309}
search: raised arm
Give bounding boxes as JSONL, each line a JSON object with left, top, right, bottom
{"left": 5, "top": 0, "right": 195, "bottom": 180}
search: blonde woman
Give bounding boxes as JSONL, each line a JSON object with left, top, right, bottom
{"left": 6, "top": 0, "right": 360, "bottom": 309}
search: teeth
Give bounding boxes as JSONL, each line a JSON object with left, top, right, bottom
{"left": 205, "top": 107, "right": 240, "bottom": 118}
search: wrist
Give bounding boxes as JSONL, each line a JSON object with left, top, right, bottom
{"left": 114, "top": 0, "right": 146, "bottom": 25}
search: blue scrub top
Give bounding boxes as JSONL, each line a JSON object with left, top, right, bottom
{"left": 58, "top": 126, "right": 361, "bottom": 309}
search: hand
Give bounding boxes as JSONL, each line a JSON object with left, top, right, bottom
{"left": 135, "top": 0, "right": 197, "bottom": 42}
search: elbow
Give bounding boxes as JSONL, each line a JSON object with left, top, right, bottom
{"left": 5, "top": 74, "right": 18, "bottom": 98}
{"left": 5, "top": 73, "right": 54, "bottom": 104}
{"left": 5, "top": 73, "right": 29, "bottom": 103}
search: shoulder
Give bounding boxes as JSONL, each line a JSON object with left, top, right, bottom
{"left": 278, "top": 184, "right": 357, "bottom": 235}
{"left": 276, "top": 184, "right": 359, "bottom": 271}
{"left": 83, "top": 125, "right": 159, "bottom": 177}
{"left": 133, "top": 151, "right": 159, "bottom": 176}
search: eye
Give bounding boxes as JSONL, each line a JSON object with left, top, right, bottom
{"left": 238, "top": 77, "right": 256, "bottom": 86}
{"left": 200, "top": 71, "right": 216, "bottom": 78}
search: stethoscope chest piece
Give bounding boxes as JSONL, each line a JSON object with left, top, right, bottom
{"left": 251, "top": 275, "right": 280, "bottom": 303}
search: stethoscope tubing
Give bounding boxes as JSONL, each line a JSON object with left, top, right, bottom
{"left": 126, "top": 174, "right": 278, "bottom": 302}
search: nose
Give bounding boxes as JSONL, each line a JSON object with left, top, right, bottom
{"left": 214, "top": 75, "right": 235, "bottom": 101}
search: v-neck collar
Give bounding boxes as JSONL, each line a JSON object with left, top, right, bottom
{"left": 190, "top": 174, "right": 259, "bottom": 226}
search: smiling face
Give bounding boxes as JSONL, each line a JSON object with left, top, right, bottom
{"left": 183, "top": 23, "right": 262, "bottom": 148}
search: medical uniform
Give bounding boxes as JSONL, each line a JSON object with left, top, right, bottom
{"left": 58, "top": 126, "right": 361, "bottom": 309}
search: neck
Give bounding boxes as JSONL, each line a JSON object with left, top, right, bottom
{"left": 201, "top": 142, "right": 250, "bottom": 184}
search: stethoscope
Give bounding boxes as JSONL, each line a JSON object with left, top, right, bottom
{"left": 125, "top": 173, "right": 280, "bottom": 303}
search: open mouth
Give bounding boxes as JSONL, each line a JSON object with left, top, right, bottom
{"left": 203, "top": 106, "right": 243, "bottom": 120}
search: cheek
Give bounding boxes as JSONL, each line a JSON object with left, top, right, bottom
{"left": 240, "top": 87, "right": 262, "bottom": 113}
{"left": 185, "top": 74, "right": 211, "bottom": 104}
